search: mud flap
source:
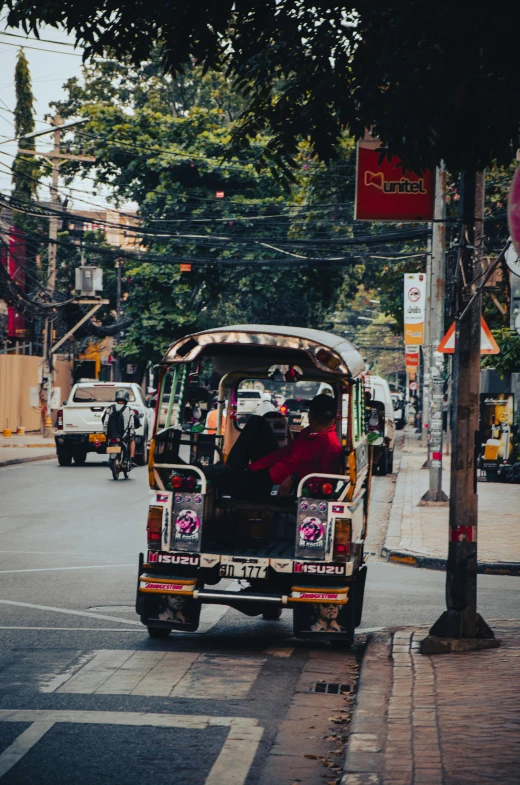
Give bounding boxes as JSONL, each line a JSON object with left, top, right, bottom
{"left": 136, "top": 553, "right": 202, "bottom": 633}
{"left": 143, "top": 592, "right": 202, "bottom": 633}
{"left": 292, "top": 584, "right": 355, "bottom": 643}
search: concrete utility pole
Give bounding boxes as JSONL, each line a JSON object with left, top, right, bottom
{"left": 421, "top": 233, "right": 432, "bottom": 448}
{"left": 422, "top": 170, "right": 496, "bottom": 653}
{"left": 421, "top": 166, "right": 449, "bottom": 503}
{"left": 114, "top": 257, "right": 123, "bottom": 382}
{"left": 19, "top": 117, "right": 95, "bottom": 436}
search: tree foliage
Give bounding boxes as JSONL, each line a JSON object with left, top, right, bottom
{"left": 11, "top": 49, "right": 40, "bottom": 209}
{"left": 4, "top": 2, "right": 520, "bottom": 172}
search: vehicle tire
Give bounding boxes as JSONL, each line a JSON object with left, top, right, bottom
{"left": 110, "top": 457, "right": 120, "bottom": 480}
{"left": 57, "top": 452, "right": 72, "bottom": 467}
{"left": 147, "top": 626, "right": 171, "bottom": 640}
{"left": 134, "top": 433, "right": 148, "bottom": 466}
{"left": 378, "top": 446, "right": 388, "bottom": 476}
{"left": 387, "top": 449, "right": 394, "bottom": 474}
{"left": 73, "top": 451, "right": 87, "bottom": 466}
{"left": 262, "top": 608, "right": 282, "bottom": 621}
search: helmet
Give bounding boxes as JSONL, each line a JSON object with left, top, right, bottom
{"left": 115, "top": 389, "right": 130, "bottom": 403}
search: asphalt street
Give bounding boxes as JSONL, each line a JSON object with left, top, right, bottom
{"left": 0, "top": 453, "right": 519, "bottom": 784}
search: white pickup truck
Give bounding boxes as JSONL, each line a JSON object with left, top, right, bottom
{"left": 54, "top": 381, "right": 154, "bottom": 467}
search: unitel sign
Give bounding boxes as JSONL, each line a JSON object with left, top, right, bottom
{"left": 355, "top": 133, "right": 434, "bottom": 221}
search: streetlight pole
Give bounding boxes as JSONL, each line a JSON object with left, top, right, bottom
{"left": 422, "top": 171, "right": 496, "bottom": 652}
{"left": 114, "top": 258, "right": 123, "bottom": 382}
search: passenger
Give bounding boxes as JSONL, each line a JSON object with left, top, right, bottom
{"left": 206, "top": 394, "right": 341, "bottom": 500}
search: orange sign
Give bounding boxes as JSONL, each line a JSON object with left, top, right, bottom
{"left": 437, "top": 317, "right": 500, "bottom": 355}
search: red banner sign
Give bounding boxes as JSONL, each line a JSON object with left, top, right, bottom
{"left": 355, "top": 136, "right": 435, "bottom": 221}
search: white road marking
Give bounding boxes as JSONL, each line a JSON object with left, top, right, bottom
{"left": 171, "top": 654, "right": 265, "bottom": 700}
{"left": 0, "top": 721, "right": 55, "bottom": 778}
{"left": 264, "top": 646, "right": 295, "bottom": 657}
{"left": 45, "top": 650, "right": 264, "bottom": 699}
{"left": 0, "top": 710, "right": 262, "bottom": 785}
{"left": 0, "top": 564, "right": 134, "bottom": 574}
{"left": 0, "top": 599, "right": 141, "bottom": 626}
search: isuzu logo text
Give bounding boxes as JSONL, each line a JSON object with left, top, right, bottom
{"left": 147, "top": 551, "right": 199, "bottom": 566}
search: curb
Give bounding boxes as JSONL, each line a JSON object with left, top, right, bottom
{"left": 0, "top": 453, "right": 56, "bottom": 468}
{"left": 382, "top": 547, "right": 520, "bottom": 577}
{"left": 0, "top": 443, "right": 55, "bottom": 449}
{"left": 341, "top": 632, "right": 392, "bottom": 785}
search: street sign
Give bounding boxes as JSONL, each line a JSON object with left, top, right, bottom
{"left": 355, "top": 134, "right": 434, "bottom": 221}
{"left": 404, "top": 273, "right": 426, "bottom": 345}
{"left": 409, "top": 381, "right": 418, "bottom": 391}
{"left": 437, "top": 317, "right": 500, "bottom": 354}
{"left": 508, "top": 167, "right": 520, "bottom": 256}
{"left": 505, "top": 242, "right": 520, "bottom": 277}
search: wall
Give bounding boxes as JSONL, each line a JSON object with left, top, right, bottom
{"left": 0, "top": 355, "right": 73, "bottom": 432}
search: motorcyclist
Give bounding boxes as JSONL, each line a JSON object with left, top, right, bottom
{"left": 103, "top": 389, "right": 136, "bottom": 467}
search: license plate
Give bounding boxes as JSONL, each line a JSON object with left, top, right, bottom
{"left": 106, "top": 446, "right": 121, "bottom": 454}
{"left": 89, "top": 433, "right": 106, "bottom": 442}
{"left": 220, "top": 557, "right": 268, "bottom": 579}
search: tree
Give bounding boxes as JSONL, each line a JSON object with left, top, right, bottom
{"left": 50, "top": 57, "right": 386, "bottom": 366}
{"left": 4, "top": 2, "right": 520, "bottom": 172}
{"left": 11, "top": 48, "right": 38, "bottom": 206}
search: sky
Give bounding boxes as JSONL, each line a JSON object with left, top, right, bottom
{"left": 0, "top": 24, "right": 117, "bottom": 210}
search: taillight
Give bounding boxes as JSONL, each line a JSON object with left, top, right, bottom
{"left": 280, "top": 405, "right": 288, "bottom": 415}
{"left": 321, "top": 482, "right": 334, "bottom": 496}
{"left": 334, "top": 518, "right": 351, "bottom": 561}
{"left": 307, "top": 480, "right": 321, "bottom": 496}
{"left": 305, "top": 479, "right": 337, "bottom": 498}
{"left": 109, "top": 437, "right": 120, "bottom": 445}
{"left": 56, "top": 409, "right": 63, "bottom": 429}
{"left": 170, "top": 472, "right": 199, "bottom": 491}
{"left": 146, "top": 506, "right": 163, "bottom": 550}
{"left": 184, "top": 475, "right": 197, "bottom": 491}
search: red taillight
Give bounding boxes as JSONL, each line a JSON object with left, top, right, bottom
{"left": 56, "top": 409, "right": 63, "bottom": 429}
{"left": 322, "top": 482, "right": 334, "bottom": 496}
{"left": 184, "top": 475, "right": 197, "bottom": 491}
{"left": 171, "top": 474, "right": 183, "bottom": 489}
{"left": 280, "top": 405, "right": 288, "bottom": 415}
{"left": 333, "top": 519, "right": 351, "bottom": 561}
{"left": 109, "top": 437, "right": 120, "bottom": 445}
{"left": 146, "top": 506, "right": 163, "bottom": 550}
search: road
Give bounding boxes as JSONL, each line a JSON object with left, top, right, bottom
{"left": 0, "top": 454, "right": 519, "bottom": 785}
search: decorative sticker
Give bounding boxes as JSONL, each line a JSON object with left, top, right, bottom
{"left": 298, "top": 517, "right": 325, "bottom": 549}
{"left": 175, "top": 509, "right": 201, "bottom": 542}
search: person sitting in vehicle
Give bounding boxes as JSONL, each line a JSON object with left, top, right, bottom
{"left": 102, "top": 389, "right": 137, "bottom": 467}
{"left": 206, "top": 393, "right": 341, "bottom": 500}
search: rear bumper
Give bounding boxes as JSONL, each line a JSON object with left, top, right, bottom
{"left": 55, "top": 433, "right": 106, "bottom": 453}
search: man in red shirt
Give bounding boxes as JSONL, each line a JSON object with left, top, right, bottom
{"left": 214, "top": 394, "right": 342, "bottom": 500}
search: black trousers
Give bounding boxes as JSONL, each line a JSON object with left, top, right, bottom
{"left": 205, "top": 415, "right": 279, "bottom": 500}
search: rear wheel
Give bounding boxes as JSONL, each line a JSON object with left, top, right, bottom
{"left": 110, "top": 457, "right": 121, "bottom": 480}
{"left": 134, "top": 433, "right": 148, "bottom": 466}
{"left": 387, "top": 449, "right": 394, "bottom": 473}
{"left": 57, "top": 452, "right": 72, "bottom": 467}
{"left": 73, "top": 451, "right": 87, "bottom": 466}
{"left": 262, "top": 608, "right": 282, "bottom": 621}
{"left": 147, "top": 626, "right": 171, "bottom": 640}
{"left": 378, "top": 447, "right": 388, "bottom": 476}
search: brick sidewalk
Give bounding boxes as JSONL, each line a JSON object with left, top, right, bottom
{"left": 383, "top": 432, "right": 520, "bottom": 572}
{"left": 343, "top": 622, "right": 520, "bottom": 785}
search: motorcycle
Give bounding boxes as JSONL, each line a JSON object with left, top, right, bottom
{"left": 106, "top": 435, "right": 130, "bottom": 480}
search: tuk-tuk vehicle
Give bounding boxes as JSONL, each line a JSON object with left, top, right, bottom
{"left": 136, "top": 325, "right": 375, "bottom": 646}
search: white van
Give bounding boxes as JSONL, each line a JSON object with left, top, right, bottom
{"left": 365, "top": 375, "right": 396, "bottom": 474}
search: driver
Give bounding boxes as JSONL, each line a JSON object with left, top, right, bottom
{"left": 207, "top": 393, "right": 341, "bottom": 499}
{"left": 103, "top": 389, "right": 136, "bottom": 467}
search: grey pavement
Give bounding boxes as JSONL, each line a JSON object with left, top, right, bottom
{"left": 383, "top": 429, "right": 520, "bottom": 572}
{"left": 0, "top": 432, "right": 55, "bottom": 467}
{"left": 1, "top": 454, "right": 519, "bottom": 784}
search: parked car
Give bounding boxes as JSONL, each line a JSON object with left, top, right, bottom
{"left": 365, "top": 375, "right": 396, "bottom": 474}
{"left": 279, "top": 397, "right": 310, "bottom": 431}
{"left": 54, "top": 382, "right": 154, "bottom": 466}
{"left": 391, "top": 392, "right": 406, "bottom": 430}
